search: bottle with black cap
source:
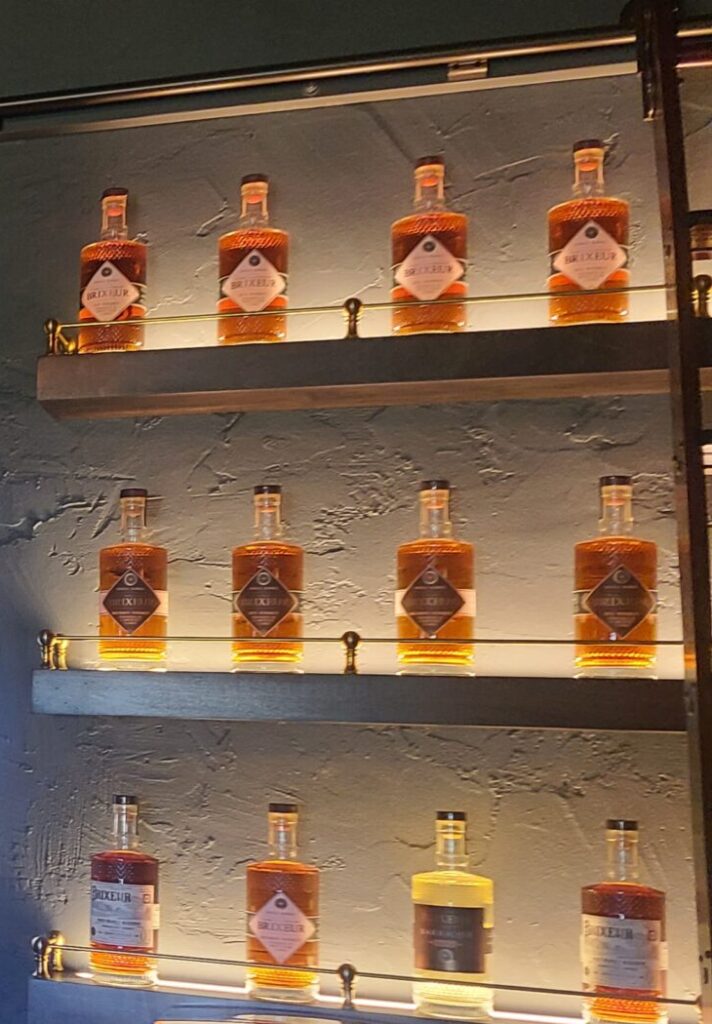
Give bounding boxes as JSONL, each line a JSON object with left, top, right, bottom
{"left": 99, "top": 488, "right": 167, "bottom": 665}
{"left": 232, "top": 485, "right": 303, "bottom": 671}
{"left": 246, "top": 803, "right": 319, "bottom": 1002}
{"left": 218, "top": 174, "right": 288, "bottom": 344}
{"left": 581, "top": 819, "right": 666, "bottom": 1024}
{"left": 90, "top": 795, "right": 159, "bottom": 987}
{"left": 548, "top": 140, "right": 629, "bottom": 325}
{"left": 391, "top": 155, "right": 468, "bottom": 336}
{"left": 396, "top": 480, "right": 475, "bottom": 675}
{"left": 79, "top": 187, "right": 147, "bottom": 353}
{"left": 574, "top": 476, "right": 657, "bottom": 677}
{"left": 412, "top": 810, "right": 493, "bottom": 1019}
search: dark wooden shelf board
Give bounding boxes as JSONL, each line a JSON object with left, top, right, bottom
{"left": 36, "top": 320, "right": 712, "bottom": 420}
{"left": 32, "top": 669, "right": 686, "bottom": 731}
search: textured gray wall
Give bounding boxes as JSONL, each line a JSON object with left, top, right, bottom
{"left": 1, "top": 67, "right": 710, "bottom": 1023}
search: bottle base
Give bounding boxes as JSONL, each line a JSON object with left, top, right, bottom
{"left": 247, "top": 982, "right": 318, "bottom": 1003}
{"left": 414, "top": 996, "right": 492, "bottom": 1021}
{"left": 90, "top": 969, "right": 156, "bottom": 989}
{"left": 232, "top": 661, "right": 304, "bottom": 674}
{"left": 397, "top": 663, "right": 475, "bottom": 677}
{"left": 574, "top": 665, "right": 657, "bottom": 680}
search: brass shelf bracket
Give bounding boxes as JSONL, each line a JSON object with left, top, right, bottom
{"left": 338, "top": 961, "right": 358, "bottom": 1009}
{"left": 341, "top": 630, "right": 361, "bottom": 674}
{"left": 343, "top": 297, "right": 363, "bottom": 339}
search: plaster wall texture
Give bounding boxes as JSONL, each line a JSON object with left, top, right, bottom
{"left": 0, "top": 70, "right": 710, "bottom": 1022}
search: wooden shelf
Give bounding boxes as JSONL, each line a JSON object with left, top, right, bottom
{"left": 32, "top": 669, "right": 685, "bottom": 731}
{"left": 36, "top": 320, "right": 712, "bottom": 420}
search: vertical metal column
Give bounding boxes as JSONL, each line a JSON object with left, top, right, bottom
{"left": 637, "top": 0, "right": 712, "bottom": 1016}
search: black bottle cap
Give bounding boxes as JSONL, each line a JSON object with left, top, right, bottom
{"left": 254, "top": 484, "right": 282, "bottom": 495}
{"left": 437, "top": 810, "right": 466, "bottom": 821}
{"left": 120, "top": 488, "right": 148, "bottom": 499}
{"left": 606, "top": 818, "right": 638, "bottom": 831}
{"left": 573, "top": 139, "right": 604, "bottom": 153}
{"left": 599, "top": 475, "right": 632, "bottom": 488}
{"left": 689, "top": 209, "right": 712, "bottom": 227}
{"left": 242, "top": 173, "right": 269, "bottom": 185}
{"left": 102, "top": 187, "right": 129, "bottom": 198}
{"left": 416, "top": 155, "right": 445, "bottom": 168}
{"left": 269, "top": 802, "right": 298, "bottom": 813}
{"left": 113, "top": 795, "right": 138, "bottom": 805}
{"left": 420, "top": 479, "right": 450, "bottom": 491}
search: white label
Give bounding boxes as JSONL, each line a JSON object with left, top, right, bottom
{"left": 221, "top": 250, "right": 286, "bottom": 312}
{"left": 394, "top": 234, "right": 465, "bottom": 301}
{"left": 581, "top": 914, "right": 663, "bottom": 991}
{"left": 552, "top": 220, "right": 627, "bottom": 291}
{"left": 248, "top": 890, "right": 316, "bottom": 964}
{"left": 82, "top": 261, "right": 141, "bottom": 322}
{"left": 90, "top": 881, "right": 156, "bottom": 949}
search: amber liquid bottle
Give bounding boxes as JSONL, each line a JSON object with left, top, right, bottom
{"left": 99, "top": 489, "right": 168, "bottom": 665}
{"left": 90, "top": 796, "right": 159, "bottom": 987}
{"left": 548, "top": 140, "right": 629, "bottom": 325}
{"left": 218, "top": 174, "right": 288, "bottom": 344}
{"left": 246, "top": 803, "right": 319, "bottom": 1002}
{"left": 574, "top": 476, "right": 657, "bottom": 677}
{"left": 397, "top": 480, "right": 475, "bottom": 675}
{"left": 79, "top": 188, "right": 147, "bottom": 352}
{"left": 392, "top": 156, "right": 468, "bottom": 335}
{"left": 232, "top": 485, "right": 303, "bottom": 671}
{"left": 581, "top": 820, "right": 666, "bottom": 1024}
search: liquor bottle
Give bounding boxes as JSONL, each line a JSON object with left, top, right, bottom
{"left": 90, "top": 795, "right": 159, "bottom": 987}
{"left": 79, "top": 188, "right": 147, "bottom": 353}
{"left": 232, "top": 485, "right": 303, "bottom": 671}
{"left": 548, "top": 140, "right": 629, "bottom": 325}
{"left": 396, "top": 480, "right": 475, "bottom": 675}
{"left": 99, "top": 488, "right": 168, "bottom": 664}
{"left": 412, "top": 811, "right": 493, "bottom": 1020}
{"left": 581, "top": 820, "right": 666, "bottom": 1024}
{"left": 574, "top": 476, "right": 657, "bottom": 677}
{"left": 218, "top": 174, "right": 288, "bottom": 344}
{"left": 246, "top": 803, "right": 319, "bottom": 1002}
{"left": 391, "top": 156, "right": 468, "bottom": 335}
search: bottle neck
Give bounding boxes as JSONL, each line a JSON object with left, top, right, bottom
{"left": 413, "top": 165, "right": 446, "bottom": 213}
{"left": 120, "top": 498, "right": 148, "bottom": 543}
{"left": 268, "top": 813, "right": 298, "bottom": 860}
{"left": 240, "top": 184, "right": 269, "bottom": 227}
{"left": 606, "top": 830, "right": 639, "bottom": 882}
{"left": 419, "top": 490, "right": 453, "bottom": 539}
{"left": 112, "top": 804, "right": 140, "bottom": 851}
{"left": 599, "top": 485, "right": 633, "bottom": 536}
{"left": 435, "top": 821, "right": 469, "bottom": 870}
{"left": 101, "top": 195, "right": 129, "bottom": 240}
{"left": 573, "top": 150, "right": 605, "bottom": 199}
{"left": 254, "top": 494, "right": 283, "bottom": 540}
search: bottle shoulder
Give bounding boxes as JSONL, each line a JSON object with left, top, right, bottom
{"left": 219, "top": 225, "right": 288, "bottom": 248}
{"left": 100, "top": 542, "right": 167, "bottom": 558}
{"left": 582, "top": 880, "right": 665, "bottom": 900}
{"left": 412, "top": 867, "right": 492, "bottom": 886}
{"left": 81, "top": 238, "right": 146, "bottom": 260}
{"left": 548, "top": 195, "right": 629, "bottom": 220}
{"left": 233, "top": 540, "right": 303, "bottom": 558}
{"left": 391, "top": 210, "right": 467, "bottom": 234}
{"left": 248, "top": 857, "right": 318, "bottom": 876}
{"left": 398, "top": 537, "right": 473, "bottom": 556}
{"left": 91, "top": 848, "right": 158, "bottom": 866}
{"left": 575, "top": 535, "right": 656, "bottom": 555}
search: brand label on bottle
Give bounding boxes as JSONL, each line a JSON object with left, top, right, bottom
{"left": 552, "top": 220, "right": 627, "bottom": 291}
{"left": 249, "top": 890, "right": 316, "bottom": 964}
{"left": 234, "top": 569, "right": 299, "bottom": 636}
{"left": 82, "top": 261, "right": 142, "bottom": 322}
{"left": 581, "top": 914, "right": 664, "bottom": 992}
{"left": 90, "top": 881, "right": 156, "bottom": 949}
{"left": 394, "top": 234, "right": 465, "bottom": 301}
{"left": 221, "top": 250, "right": 287, "bottom": 312}
{"left": 414, "top": 905, "right": 488, "bottom": 974}
{"left": 578, "top": 565, "right": 656, "bottom": 639}
{"left": 101, "top": 570, "right": 166, "bottom": 634}
{"left": 397, "top": 565, "right": 474, "bottom": 635}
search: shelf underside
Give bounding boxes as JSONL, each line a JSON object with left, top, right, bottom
{"left": 32, "top": 669, "right": 686, "bottom": 731}
{"left": 36, "top": 320, "right": 712, "bottom": 419}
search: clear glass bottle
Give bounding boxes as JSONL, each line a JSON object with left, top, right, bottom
{"left": 246, "top": 803, "right": 319, "bottom": 1002}
{"left": 412, "top": 811, "right": 493, "bottom": 1020}
{"left": 218, "top": 174, "right": 288, "bottom": 344}
{"left": 99, "top": 488, "right": 168, "bottom": 665}
{"left": 581, "top": 820, "right": 666, "bottom": 1024}
{"left": 90, "top": 795, "right": 159, "bottom": 987}
{"left": 79, "top": 188, "right": 146, "bottom": 353}
{"left": 548, "top": 140, "right": 629, "bottom": 325}
{"left": 391, "top": 156, "right": 468, "bottom": 335}
{"left": 396, "top": 481, "right": 475, "bottom": 675}
{"left": 574, "top": 476, "right": 657, "bottom": 677}
{"left": 232, "top": 485, "right": 303, "bottom": 671}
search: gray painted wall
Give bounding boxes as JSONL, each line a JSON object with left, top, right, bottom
{"left": 1, "top": 52, "right": 711, "bottom": 1024}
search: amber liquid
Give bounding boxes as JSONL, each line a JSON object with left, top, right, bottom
{"left": 548, "top": 197, "right": 629, "bottom": 324}
{"left": 247, "top": 858, "right": 319, "bottom": 999}
{"left": 90, "top": 849, "right": 159, "bottom": 983}
{"left": 574, "top": 536, "right": 656, "bottom": 675}
{"left": 582, "top": 881, "right": 666, "bottom": 1024}
{"left": 232, "top": 541, "right": 303, "bottom": 667}
{"left": 397, "top": 538, "right": 474, "bottom": 672}
{"left": 218, "top": 226, "right": 288, "bottom": 343}
{"left": 79, "top": 239, "right": 147, "bottom": 352}
{"left": 391, "top": 211, "right": 467, "bottom": 335}
{"left": 99, "top": 542, "right": 167, "bottom": 662}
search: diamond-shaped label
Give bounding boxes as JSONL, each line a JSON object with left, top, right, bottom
{"left": 102, "top": 569, "right": 160, "bottom": 634}
{"left": 395, "top": 234, "right": 464, "bottom": 301}
{"left": 221, "top": 249, "right": 286, "bottom": 312}
{"left": 234, "top": 568, "right": 297, "bottom": 636}
{"left": 584, "top": 564, "right": 655, "bottom": 639}
{"left": 249, "top": 891, "right": 316, "bottom": 964}
{"left": 553, "top": 219, "right": 627, "bottom": 291}
{"left": 401, "top": 564, "right": 465, "bottom": 635}
{"left": 81, "top": 261, "right": 141, "bottom": 322}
